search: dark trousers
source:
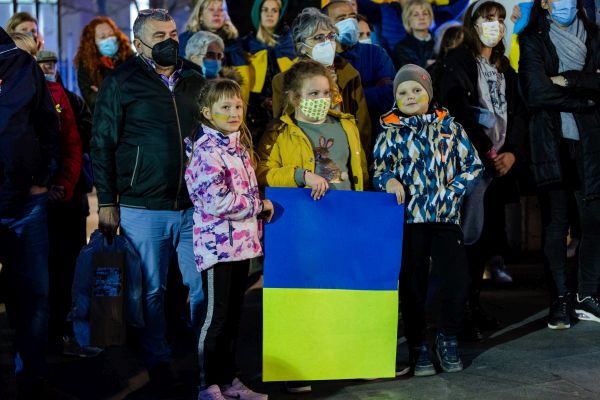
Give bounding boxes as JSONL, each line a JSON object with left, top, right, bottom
{"left": 466, "top": 178, "right": 510, "bottom": 306}
{"left": 540, "top": 189, "right": 600, "bottom": 297}
{"left": 47, "top": 194, "right": 88, "bottom": 345}
{"left": 400, "top": 223, "right": 468, "bottom": 346}
{"left": 0, "top": 194, "right": 49, "bottom": 381}
{"left": 197, "top": 260, "right": 249, "bottom": 389}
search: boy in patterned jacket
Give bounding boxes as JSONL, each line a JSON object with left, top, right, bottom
{"left": 373, "top": 64, "right": 483, "bottom": 377}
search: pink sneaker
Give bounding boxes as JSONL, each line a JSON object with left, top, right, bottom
{"left": 221, "top": 378, "right": 268, "bottom": 400}
{"left": 198, "top": 384, "right": 226, "bottom": 400}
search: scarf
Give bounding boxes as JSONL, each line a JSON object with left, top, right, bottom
{"left": 549, "top": 17, "right": 587, "bottom": 140}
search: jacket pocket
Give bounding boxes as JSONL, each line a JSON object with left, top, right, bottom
{"left": 115, "top": 144, "right": 143, "bottom": 195}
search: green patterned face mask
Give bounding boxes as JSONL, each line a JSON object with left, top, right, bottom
{"left": 299, "top": 97, "right": 331, "bottom": 121}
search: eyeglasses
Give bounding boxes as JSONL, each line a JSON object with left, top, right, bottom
{"left": 139, "top": 8, "right": 169, "bottom": 16}
{"left": 203, "top": 51, "right": 224, "bottom": 61}
{"left": 309, "top": 32, "right": 337, "bottom": 43}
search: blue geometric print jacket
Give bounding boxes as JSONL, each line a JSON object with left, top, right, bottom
{"left": 373, "top": 108, "right": 483, "bottom": 225}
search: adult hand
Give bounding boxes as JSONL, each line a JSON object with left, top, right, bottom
{"left": 261, "top": 199, "right": 274, "bottom": 223}
{"left": 511, "top": 4, "right": 521, "bottom": 23}
{"left": 48, "top": 185, "right": 65, "bottom": 202}
{"left": 550, "top": 76, "right": 567, "bottom": 87}
{"left": 386, "top": 178, "right": 405, "bottom": 204}
{"left": 90, "top": 85, "right": 99, "bottom": 93}
{"left": 305, "top": 171, "right": 329, "bottom": 200}
{"left": 98, "top": 206, "right": 120, "bottom": 241}
{"left": 493, "top": 152, "right": 516, "bottom": 176}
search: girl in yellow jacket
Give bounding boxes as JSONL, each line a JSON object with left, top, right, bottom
{"left": 256, "top": 59, "right": 368, "bottom": 201}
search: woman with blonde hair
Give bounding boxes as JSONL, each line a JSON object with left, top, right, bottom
{"left": 179, "top": 0, "right": 239, "bottom": 59}
{"left": 6, "top": 11, "right": 43, "bottom": 50}
{"left": 74, "top": 16, "right": 133, "bottom": 112}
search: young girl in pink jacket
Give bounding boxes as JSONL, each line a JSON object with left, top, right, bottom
{"left": 185, "top": 78, "right": 273, "bottom": 400}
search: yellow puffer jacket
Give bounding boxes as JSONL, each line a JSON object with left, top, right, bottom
{"left": 256, "top": 111, "right": 369, "bottom": 190}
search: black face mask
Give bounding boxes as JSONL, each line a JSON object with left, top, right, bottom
{"left": 140, "top": 37, "right": 179, "bottom": 67}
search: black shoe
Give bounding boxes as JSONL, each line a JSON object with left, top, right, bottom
{"left": 548, "top": 295, "right": 571, "bottom": 330}
{"left": 148, "top": 361, "right": 183, "bottom": 391}
{"left": 435, "top": 333, "right": 463, "bottom": 373}
{"left": 409, "top": 344, "right": 436, "bottom": 377}
{"left": 575, "top": 294, "right": 600, "bottom": 323}
{"left": 471, "top": 305, "right": 500, "bottom": 330}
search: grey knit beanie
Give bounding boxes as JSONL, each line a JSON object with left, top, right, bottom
{"left": 393, "top": 64, "right": 433, "bottom": 102}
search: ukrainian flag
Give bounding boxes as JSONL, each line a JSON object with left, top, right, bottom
{"left": 263, "top": 188, "right": 404, "bottom": 381}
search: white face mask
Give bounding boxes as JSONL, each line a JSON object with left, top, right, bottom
{"left": 477, "top": 20, "right": 504, "bottom": 48}
{"left": 305, "top": 40, "right": 336, "bottom": 66}
{"left": 359, "top": 38, "right": 372, "bottom": 45}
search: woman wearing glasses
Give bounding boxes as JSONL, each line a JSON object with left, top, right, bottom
{"left": 241, "top": 0, "right": 296, "bottom": 142}
{"left": 438, "top": 0, "right": 527, "bottom": 340}
{"left": 185, "top": 30, "right": 244, "bottom": 85}
{"left": 271, "top": 7, "right": 371, "bottom": 156}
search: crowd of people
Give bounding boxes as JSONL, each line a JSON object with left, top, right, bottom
{"left": 2, "top": 0, "right": 600, "bottom": 399}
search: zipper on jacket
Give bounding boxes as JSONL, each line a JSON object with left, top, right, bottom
{"left": 130, "top": 146, "right": 141, "bottom": 188}
{"left": 228, "top": 220, "right": 234, "bottom": 246}
{"left": 171, "top": 92, "right": 184, "bottom": 210}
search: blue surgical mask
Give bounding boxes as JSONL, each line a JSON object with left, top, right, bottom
{"left": 335, "top": 18, "right": 359, "bottom": 46}
{"left": 44, "top": 73, "right": 56, "bottom": 82}
{"left": 550, "top": 0, "right": 578, "bottom": 26}
{"left": 97, "top": 36, "right": 119, "bottom": 57}
{"left": 203, "top": 59, "right": 222, "bottom": 79}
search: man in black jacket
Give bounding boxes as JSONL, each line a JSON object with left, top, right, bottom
{"left": 90, "top": 9, "right": 206, "bottom": 387}
{"left": 0, "top": 27, "right": 59, "bottom": 396}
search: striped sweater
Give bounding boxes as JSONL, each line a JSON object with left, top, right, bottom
{"left": 373, "top": 108, "right": 483, "bottom": 224}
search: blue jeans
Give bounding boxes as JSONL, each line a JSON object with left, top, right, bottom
{"left": 120, "top": 207, "right": 203, "bottom": 367}
{"left": 0, "top": 193, "right": 49, "bottom": 381}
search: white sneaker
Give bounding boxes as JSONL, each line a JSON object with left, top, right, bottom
{"left": 221, "top": 378, "right": 268, "bottom": 400}
{"left": 491, "top": 266, "right": 513, "bottom": 283}
{"left": 199, "top": 385, "right": 226, "bottom": 400}
{"left": 284, "top": 381, "right": 312, "bottom": 393}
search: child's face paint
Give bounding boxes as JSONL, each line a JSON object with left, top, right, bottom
{"left": 203, "top": 95, "right": 244, "bottom": 134}
{"left": 395, "top": 80, "right": 429, "bottom": 116}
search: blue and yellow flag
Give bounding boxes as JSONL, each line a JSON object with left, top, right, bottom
{"left": 263, "top": 188, "right": 404, "bottom": 381}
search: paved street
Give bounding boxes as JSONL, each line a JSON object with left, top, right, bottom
{"left": 2, "top": 256, "right": 600, "bottom": 399}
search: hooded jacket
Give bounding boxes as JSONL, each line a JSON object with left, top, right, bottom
{"left": 373, "top": 108, "right": 483, "bottom": 224}
{"left": 0, "top": 28, "right": 59, "bottom": 217}
{"left": 185, "top": 125, "right": 263, "bottom": 271}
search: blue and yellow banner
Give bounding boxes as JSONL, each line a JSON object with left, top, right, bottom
{"left": 263, "top": 188, "right": 404, "bottom": 381}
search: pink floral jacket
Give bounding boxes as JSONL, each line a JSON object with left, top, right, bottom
{"left": 185, "top": 124, "right": 263, "bottom": 271}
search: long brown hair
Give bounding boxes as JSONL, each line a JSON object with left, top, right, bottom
{"left": 196, "top": 79, "right": 256, "bottom": 164}
{"left": 463, "top": 1, "right": 509, "bottom": 72}
{"left": 74, "top": 16, "right": 133, "bottom": 86}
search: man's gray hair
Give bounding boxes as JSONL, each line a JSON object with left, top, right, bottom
{"left": 291, "top": 7, "right": 338, "bottom": 54}
{"left": 185, "top": 31, "right": 224, "bottom": 58}
{"left": 133, "top": 9, "right": 174, "bottom": 40}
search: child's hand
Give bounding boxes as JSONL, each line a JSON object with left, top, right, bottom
{"left": 261, "top": 199, "right": 274, "bottom": 223}
{"left": 511, "top": 4, "right": 521, "bottom": 23}
{"left": 386, "top": 178, "right": 405, "bottom": 204}
{"left": 493, "top": 152, "right": 516, "bottom": 176}
{"left": 305, "top": 171, "right": 329, "bottom": 200}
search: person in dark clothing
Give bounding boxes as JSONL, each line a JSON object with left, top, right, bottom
{"left": 439, "top": 0, "right": 527, "bottom": 341}
{"left": 90, "top": 9, "right": 206, "bottom": 390}
{"left": 0, "top": 27, "right": 59, "bottom": 397}
{"left": 393, "top": 0, "right": 435, "bottom": 69}
{"left": 519, "top": 0, "right": 600, "bottom": 328}
{"left": 74, "top": 16, "right": 134, "bottom": 113}
{"left": 428, "top": 22, "right": 463, "bottom": 104}
{"left": 37, "top": 50, "right": 94, "bottom": 355}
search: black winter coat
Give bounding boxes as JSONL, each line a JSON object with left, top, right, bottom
{"left": 519, "top": 16, "right": 600, "bottom": 200}
{"left": 0, "top": 28, "right": 59, "bottom": 217}
{"left": 91, "top": 56, "right": 205, "bottom": 210}
{"left": 392, "top": 34, "right": 435, "bottom": 70}
{"left": 439, "top": 45, "right": 528, "bottom": 201}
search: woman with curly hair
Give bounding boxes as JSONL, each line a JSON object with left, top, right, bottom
{"left": 74, "top": 16, "right": 133, "bottom": 112}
